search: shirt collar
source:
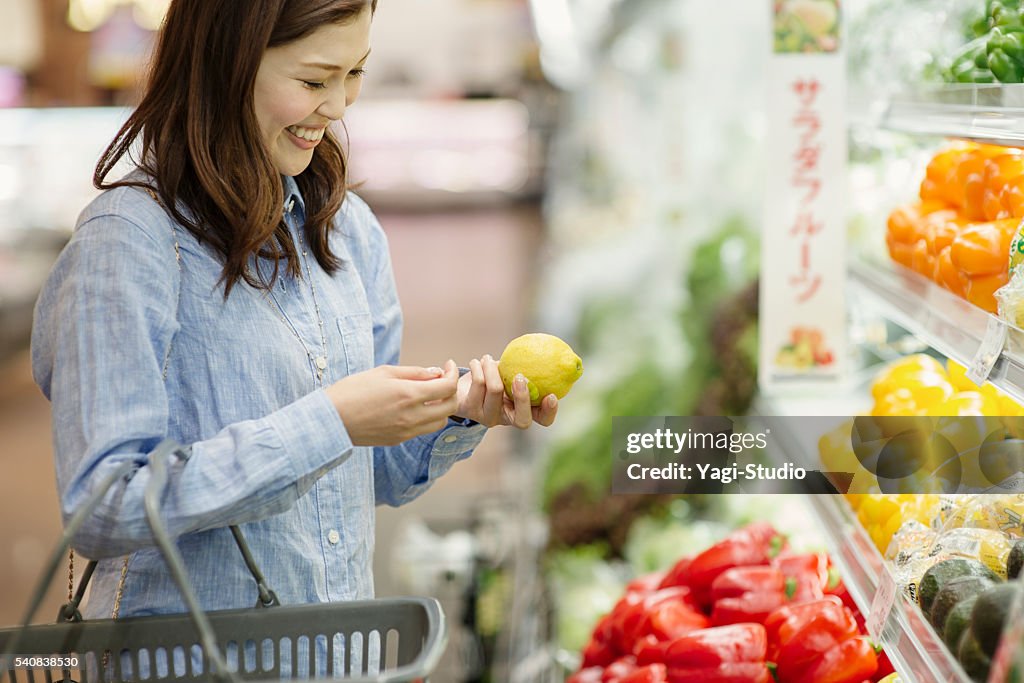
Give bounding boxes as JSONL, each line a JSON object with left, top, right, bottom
{"left": 282, "top": 174, "right": 305, "bottom": 216}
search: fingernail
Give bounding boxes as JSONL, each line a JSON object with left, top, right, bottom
{"left": 427, "top": 367, "right": 442, "bottom": 375}
{"left": 549, "top": 396, "right": 558, "bottom": 407}
{"left": 515, "top": 374, "right": 526, "bottom": 387}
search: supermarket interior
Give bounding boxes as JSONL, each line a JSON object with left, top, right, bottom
{"left": 4, "top": 0, "right": 1024, "bottom": 682}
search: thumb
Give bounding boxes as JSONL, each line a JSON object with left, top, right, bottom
{"left": 388, "top": 365, "right": 445, "bottom": 380}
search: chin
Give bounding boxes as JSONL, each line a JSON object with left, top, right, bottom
{"left": 277, "top": 157, "right": 314, "bottom": 177}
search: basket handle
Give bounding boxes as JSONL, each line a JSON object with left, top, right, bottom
{"left": 1, "top": 459, "right": 135, "bottom": 666}
{"left": 143, "top": 439, "right": 237, "bottom": 682}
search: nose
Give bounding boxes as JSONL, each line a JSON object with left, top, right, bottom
{"left": 317, "top": 89, "right": 347, "bottom": 122}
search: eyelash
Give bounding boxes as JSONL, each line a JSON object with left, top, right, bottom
{"left": 302, "top": 70, "right": 366, "bottom": 90}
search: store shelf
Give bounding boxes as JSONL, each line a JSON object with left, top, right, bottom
{"left": 761, "top": 401, "right": 973, "bottom": 683}
{"left": 849, "top": 257, "right": 1024, "bottom": 404}
{"left": 860, "top": 83, "right": 1024, "bottom": 147}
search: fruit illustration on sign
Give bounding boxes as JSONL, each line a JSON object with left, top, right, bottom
{"left": 498, "top": 333, "right": 583, "bottom": 406}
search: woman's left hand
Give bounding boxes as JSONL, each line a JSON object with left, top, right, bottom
{"left": 453, "top": 355, "right": 558, "bottom": 428}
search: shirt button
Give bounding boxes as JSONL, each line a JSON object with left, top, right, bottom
{"left": 443, "top": 434, "right": 458, "bottom": 444}
{"left": 327, "top": 529, "right": 340, "bottom": 545}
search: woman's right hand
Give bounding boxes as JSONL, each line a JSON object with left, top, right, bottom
{"left": 325, "top": 361, "right": 460, "bottom": 446}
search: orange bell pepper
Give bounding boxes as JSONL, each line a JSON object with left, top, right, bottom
{"left": 983, "top": 153, "right": 1024, "bottom": 220}
{"left": 910, "top": 238, "right": 932, "bottom": 276}
{"left": 965, "top": 271, "right": 1010, "bottom": 313}
{"left": 1001, "top": 174, "right": 1024, "bottom": 217}
{"left": 936, "top": 245, "right": 968, "bottom": 297}
{"left": 949, "top": 219, "right": 1016, "bottom": 277}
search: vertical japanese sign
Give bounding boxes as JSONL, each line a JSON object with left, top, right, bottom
{"left": 760, "top": 0, "right": 846, "bottom": 393}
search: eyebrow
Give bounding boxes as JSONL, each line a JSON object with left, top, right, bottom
{"left": 301, "top": 48, "right": 371, "bottom": 71}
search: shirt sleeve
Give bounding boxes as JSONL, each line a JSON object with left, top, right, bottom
{"left": 32, "top": 211, "right": 355, "bottom": 560}
{"left": 354, "top": 201, "right": 487, "bottom": 507}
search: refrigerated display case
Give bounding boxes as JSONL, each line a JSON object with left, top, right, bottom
{"left": 511, "top": 1, "right": 1024, "bottom": 682}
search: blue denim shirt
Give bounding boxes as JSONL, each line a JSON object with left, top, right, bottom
{"left": 31, "top": 174, "right": 486, "bottom": 618}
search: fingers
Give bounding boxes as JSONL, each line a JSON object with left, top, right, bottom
{"left": 413, "top": 360, "right": 460, "bottom": 402}
{"left": 532, "top": 394, "right": 558, "bottom": 427}
{"left": 510, "top": 374, "right": 533, "bottom": 428}
{"left": 386, "top": 365, "right": 445, "bottom": 381}
{"left": 480, "top": 355, "right": 505, "bottom": 424}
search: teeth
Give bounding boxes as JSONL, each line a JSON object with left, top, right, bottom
{"left": 286, "top": 125, "right": 325, "bottom": 143}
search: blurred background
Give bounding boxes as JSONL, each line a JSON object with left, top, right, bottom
{"left": 6, "top": 1, "right": 1024, "bottom": 682}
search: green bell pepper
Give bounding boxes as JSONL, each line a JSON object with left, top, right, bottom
{"left": 989, "top": 48, "right": 1024, "bottom": 82}
{"left": 987, "top": 26, "right": 1024, "bottom": 81}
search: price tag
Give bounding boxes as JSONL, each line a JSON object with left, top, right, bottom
{"left": 967, "top": 317, "right": 1008, "bottom": 386}
{"left": 866, "top": 568, "right": 898, "bottom": 643}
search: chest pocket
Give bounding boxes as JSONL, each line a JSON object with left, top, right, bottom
{"left": 337, "top": 313, "right": 375, "bottom": 374}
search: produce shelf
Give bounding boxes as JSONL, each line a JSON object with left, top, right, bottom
{"left": 860, "top": 83, "right": 1024, "bottom": 147}
{"left": 759, "top": 399, "right": 974, "bottom": 683}
{"left": 849, "top": 257, "right": 1024, "bottom": 405}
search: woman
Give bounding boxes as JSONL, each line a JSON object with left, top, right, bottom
{"left": 31, "top": 0, "right": 557, "bottom": 623}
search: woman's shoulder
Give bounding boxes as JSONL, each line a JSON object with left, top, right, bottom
{"left": 332, "top": 190, "right": 389, "bottom": 254}
{"left": 75, "top": 175, "right": 179, "bottom": 252}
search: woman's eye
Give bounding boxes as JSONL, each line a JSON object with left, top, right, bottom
{"left": 302, "top": 81, "right": 327, "bottom": 90}
{"left": 348, "top": 69, "right": 367, "bottom": 79}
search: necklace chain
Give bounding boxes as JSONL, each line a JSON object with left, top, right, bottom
{"left": 271, "top": 204, "right": 329, "bottom": 382}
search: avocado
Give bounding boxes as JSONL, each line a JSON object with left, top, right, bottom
{"left": 958, "top": 630, "right": 992, "bottom": 682}
{"left": 944, "top": 594, "right": 979, "bottom": 654}
{"left": 930, "top": 575, "right": 995, "bottom": 636}
{"left": 1009, "top": 539, "right": 1024, "bottom": 580}
{"left": 919, "top": 559, "right": 1000, "bottom": 617}
{"left": 971, "top": 582, "right": 1022, "bottom": 658}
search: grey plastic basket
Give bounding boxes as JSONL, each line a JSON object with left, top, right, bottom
{"left": 0, "top": 441, "right": 447, "bottom": 682}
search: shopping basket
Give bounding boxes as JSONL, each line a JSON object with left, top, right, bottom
{"left": 0, "top": 440, "right": 448, "bottom": 682}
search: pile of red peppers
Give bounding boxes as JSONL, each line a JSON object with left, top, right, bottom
{"left": 567, "top": 522, "right": 896, "bottom": 683}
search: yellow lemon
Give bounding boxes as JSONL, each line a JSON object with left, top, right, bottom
{"left": 498, "top": 333, "right": 583, "bottom": 406}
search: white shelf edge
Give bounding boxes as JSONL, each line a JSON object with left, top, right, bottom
{"left": 849, "top": 258, "right": 1024, "bottom": 405}
{"left": 860, "top": 83, "right": 1024, "bottom": 146}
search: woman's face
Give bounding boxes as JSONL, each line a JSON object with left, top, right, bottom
{"left": 254, "top": 7, "right": 372, "bottom": 177}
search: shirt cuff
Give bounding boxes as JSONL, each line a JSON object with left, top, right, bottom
{"left": 266, "top": 389, "right": 353, "bottom": 480}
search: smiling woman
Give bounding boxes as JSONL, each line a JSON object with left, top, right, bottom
{"left": 94, "top": 0, "right": 378, "bottom": 296}
{"left": 254, "top": 10, "right": 372, "bottom": 177}
{"left": 31, "top": 0, "right": 557, "bottom": 633}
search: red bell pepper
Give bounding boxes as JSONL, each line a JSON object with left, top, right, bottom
{"left": 711, "top": 566, "right": 785, "bottom": 601}
{"left": 633, "top": 636, "right": 671, "bottom": 666}
{"left": 627, "top": 571, "right": 668, "bottom": 596}
{"left": 568, "top": 666, "right": 605, "bottom": 683}
{"left": 774, "top": 604, "right": 860, "bottom": 680}
{"left": 681, "top": 524, "right": 788, "bottom": 606}
{"left": 644, "top": 599, "right": 711, "bottom": 641}
{"left": 792, "top": 636, "right": 879, "bottom": 683}
{"left": 773, "top": 553, "right": 830, "bottom": 602}
{"left": 664, "top": 623, "right": 767, "bottom": 670}
{"left": 658, "top": 557, "right": 693, "bottom": 589}
{"left": 582, "top": 613, "right": 619, "bottom": 669}
{"left": 764, "top": 595, "right": 845, "bottom": 655}
{"left": 709, "top": 565, "right": 788, "bottom": 625}
{"left": 711, "top": 591, "right": 789, "bottom": 626}
{"left": 873, "top": 647, "right": 895, "bottom": 681}
{"left": 621, "top": 664, "right": 668, "bottom": 683}
{"left": 613, "top": 586, "right": 700, "bottom": 653}
{"left": 602, "top": 657, "right": 638, "bottom": 682}
{"left": 665, "top": 663, "right": 774, "bottom": 683}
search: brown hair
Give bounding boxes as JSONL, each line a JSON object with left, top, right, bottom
{"left": 95, "top": 0, "right": 377, "bottom": 297}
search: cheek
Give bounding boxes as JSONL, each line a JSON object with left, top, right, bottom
{"left": 255, "top": 87, "right": 315, "bottom": 136}
{"left": 346, "top": 80, "right": 363, "bottom": 107}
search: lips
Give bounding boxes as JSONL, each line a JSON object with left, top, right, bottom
{"left": 285, "top": 125, "right": 326, "bottom": 150}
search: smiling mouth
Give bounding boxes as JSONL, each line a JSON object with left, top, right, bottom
{"left": 285, "top": 125, "right": 326, "bottom": 146}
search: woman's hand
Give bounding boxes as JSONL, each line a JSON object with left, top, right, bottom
{"left": 325, "top": 362, "right": 460, "bottom": 446}
{"left": 453, "top": 355, "right": 558, "bottom": 429}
